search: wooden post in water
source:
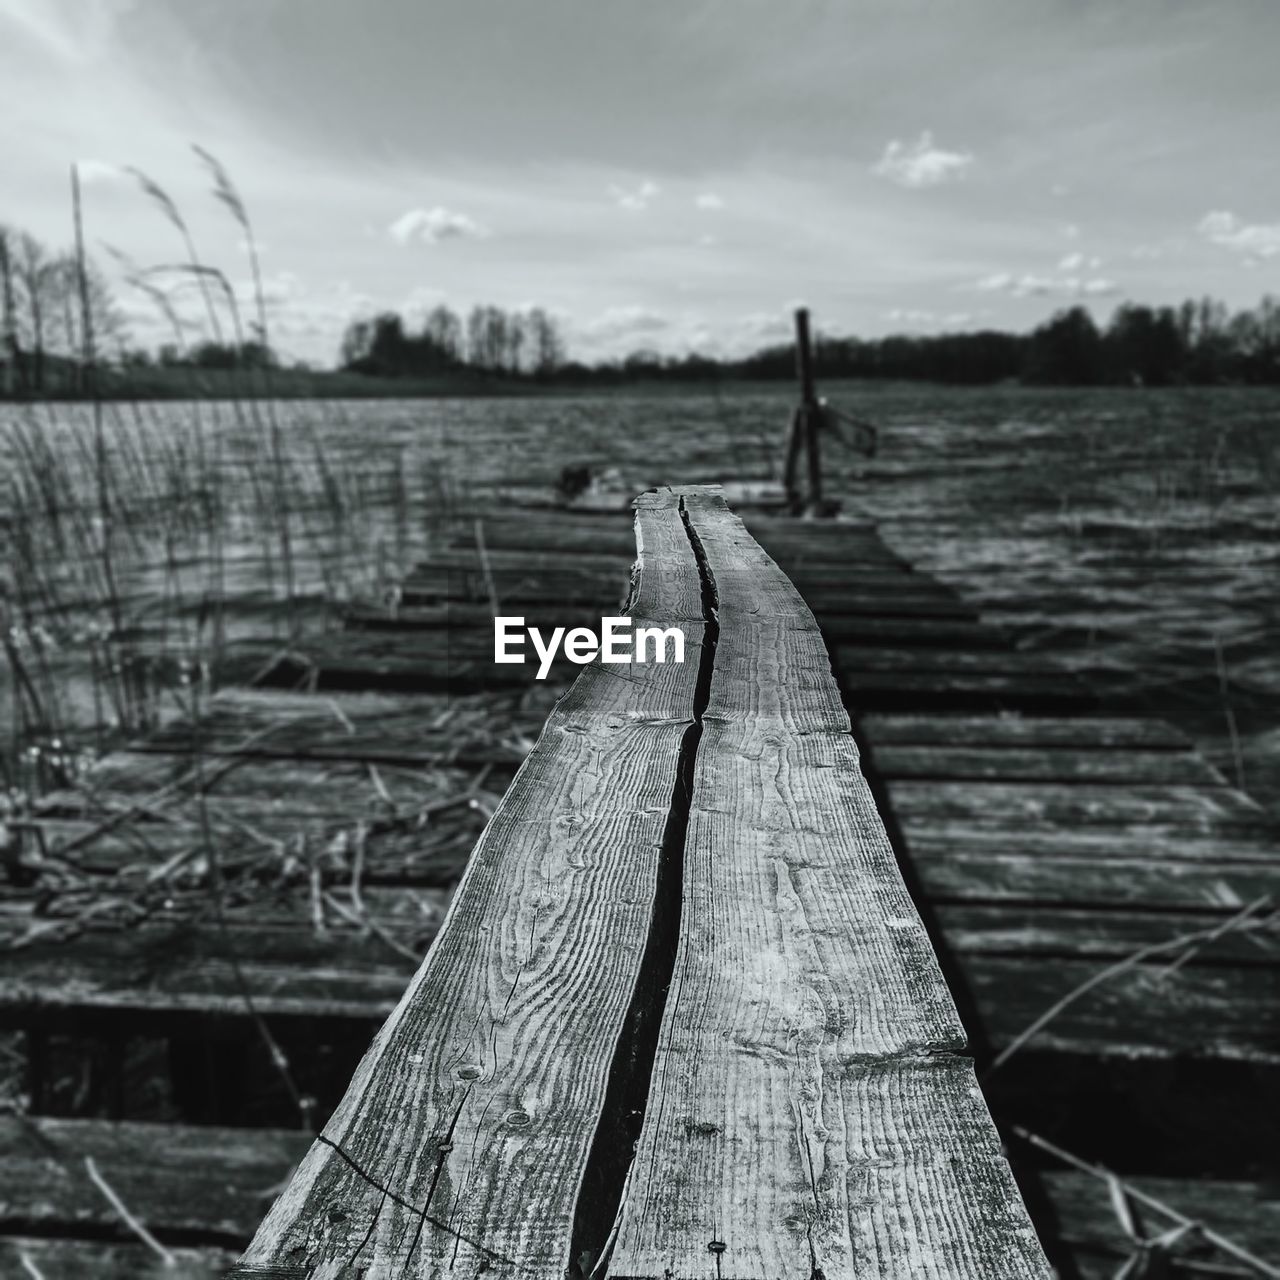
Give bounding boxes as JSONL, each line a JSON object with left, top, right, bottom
{"left": 792, "top": 307, "right": 824, "bottom": 515}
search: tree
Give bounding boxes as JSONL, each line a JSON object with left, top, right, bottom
{"left": 526, "top": 307, "right": 565, "bottom": 377}
{"left": 423, "top": 305, "right": 462, "bottom": 364}
{"left": 339, "top": 317, "right": 374, "bottom": 369}
{"left": 15, "top": 233, "right": 53, "bottom": 390}
{"left": 1024, "top": 307, "right": 1106, "bottom": 384}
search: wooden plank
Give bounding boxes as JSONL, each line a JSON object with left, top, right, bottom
{"left": 206, "top": 630, "right": 563, "bottom": 692}
{"left": 886, "top": 781, "right": 1270, "bottom": 830}
{"left": 840, "top": 669, "right": 1097, "bottom": 711}
{"left": 0, "top": 892, "right": 449, "bottom": 1029}
{"left": 896, "top": 823, "right": 1280, "bottom": 866}
{"left": 859, "top": 714, "right": 1192, "bottom": 751}
{"left": 0, "top": 1116, "right": 311, "bottom": 1245}
{"left": 838, "top": 647, "right": 1079, "bottom": 675}
{"left": 939, "top": 904, "right": 1280, "bottom": 965}
{"left": 127, "top": 688, "right": 534, "bottom": 771}
{"left": 609, "top": 488, "right": 1049, "bottom": 1280}
{"left": 0, "top": 1239, "right": 238, "bottom": 1279}
{"left": 915, "top": 851, "right": 1280, "bottom": 910}
{"left": 966, "top": 956, "right": 1280, "bottom": 1060}
{"left": 239, "top": 489, "right": 705, "bottom": 1277}
{"left": 870, "top": 745, "right": 1228, "bottom": 786}
{"left": 1038, "top": 1170, "right": 1280, "bottom": 1280}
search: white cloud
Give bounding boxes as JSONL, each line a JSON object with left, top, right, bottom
{"left": 388, "top": 206, "right": 487, "bottom": 245}
{"left": 887, "top": 308, "right": 975, "bottom": 330}
{"left": 1062, "top": 223, "right": 1081, "bottom": 240}
{"left": 1058, "top": 252, "right": 1103, "bottom": 271}
{"left": 975, "top": 272, "right": 1014, "bottom": 292}
{"left": 694, "top": 192, "right": 724, "bottom": 210}
{"left": 1197, "top": 210, "right": 1280, "bottom": 259}
{"left": 608, "top": 180, "right": 660, "bottom": 211}
{"left": 975, "top": 271, "right": 1118, "bottom": 299}
{"left": 576, "top": 305, "right": 669, "bottom": 342}
{"left": 872, "top": 131, "right": 973, "bottom": 189}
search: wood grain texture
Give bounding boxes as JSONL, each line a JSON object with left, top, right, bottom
{"left": 886, "top": 780, "right": 1269, "bottom": 830}
{"left": 1038, "top": 1170, "right": 1280, "bottom": 1280}
{"left": 968, "top": 957, "right": 1280, "bottom": 1060}
{"left": 0, "top": 1116, "right": 311, "bottom": 1244}
{"left": 609, "top": 488, "right": 1049, "bottom": 1280}
{"left": 870, "top": 745, "right": 1227, "bottom": 786}
{"left": 859, "top": 714, "right": 1192, "bottom": 751}
{"left": 914, "top": 850, "right": 1280, "bottom": 910}
{"left": 240, "top": 489, "right": 704, "bottom": 1278}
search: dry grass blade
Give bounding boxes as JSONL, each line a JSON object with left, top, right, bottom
{"left": 17, "top": 1250, "right": 47, "bottom": 1280}
{"left": 84, "top": 1154, "right": 177, "bottom": 1268}
{"left": 985, "top": 896, "right": 1275, "bottom": 1078}
{"left": 1015, "top": 1128, "right": 1280, "bottom": 1279}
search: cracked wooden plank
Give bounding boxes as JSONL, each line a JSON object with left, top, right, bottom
{"left": 237, "top": 489, "right": 705, "bottom": 1278}
{"left": 608, "top": 487, "right": 1049, "bottom": 1280}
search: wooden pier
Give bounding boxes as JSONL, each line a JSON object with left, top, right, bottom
{"left": 2, "top": 488, "right": 1278, "bottom": 1277}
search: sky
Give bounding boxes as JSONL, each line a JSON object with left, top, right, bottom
{"left": 2, "top": 0, "right": 1279, "bottom": 366}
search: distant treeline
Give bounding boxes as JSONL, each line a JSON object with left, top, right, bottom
{"left": 335, "top": 297, "right": 1280, "bottom": 389}
{"left": 0, "top": 225, "right": 124, "bottom": 395}
{"left": 338, "top": 305, "right": 566, "bottom": 378}
{"left": 5, "top": 208, "right": 1280, "bottom": 396}
{"left": 609, "top": 298, "right": 1280, "bottom": 387}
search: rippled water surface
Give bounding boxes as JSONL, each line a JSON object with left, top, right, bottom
{"left": 2, "top": 384, "right": 1277, "bottom": 804}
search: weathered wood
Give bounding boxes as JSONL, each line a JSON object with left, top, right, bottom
{"left": 967, "top": 956, "right": 1280, "bottom": 1060}
{"left": 860, "top": 714, "right": 1192, "bottom": 751}
{"left": 1038, "top": 1170, "right": 1280, "bottom": 1280}
{"left": 839, "top": 668, "right": 1096, "bottom": 711}
{"left": 939, "top": 904, "right": 1280, "bottom": 965}
{"left": 609, "top": 488, "right": 1049, "bottom": 1279}
{"left": 0, "top": 1239, "right": 238, "bottom": 1279}
{"left": 207, "top": 630, "right": 566, "bottom": 692}
{"left": 125, "top": 687, "right": 537, "bottom": 772}
{"left": 870, "top": 745, "right": 1228, "bottom": 786}
{"left": 896, "top": 822, "right": 1280, "bottom": 866}
{"left": 887, "top": 779, "right": 1269, "bottom": 829}
{"left": 240, "top": 490, "right": 705, "bottom": 1277}
{"left": 0, "top": 895, "right": 447, "bottom": 1029}
{"left": 0, "top": 1115, "right": 311, "bottom": 1245}
{"left": 915, "top": 850, "right": 1280, "bottom": 910}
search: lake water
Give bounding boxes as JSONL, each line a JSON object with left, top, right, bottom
{"left": 2, "top": 383, "right": 1277, "bottom": 805}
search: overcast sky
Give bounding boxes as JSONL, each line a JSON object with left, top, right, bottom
{"left": 3, "top": 0, "right": 1278, "bottom": 365}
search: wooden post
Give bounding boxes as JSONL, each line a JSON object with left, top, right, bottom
{"left": 793, "top": 308, "right": 824, "bottom": 515}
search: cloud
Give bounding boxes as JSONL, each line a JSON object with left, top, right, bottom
{"left": 576, "top": 305, "right": 670, "bottom": 342}
{"left": 608, "top": 180, "right": 660, "bottom": 211}
{"left": 1062, "top": 223, "right": 1081, "bottom": 240}
{"left": 388, "top": 206, "right": 487, "bottom": 245}
{"left": 975, "top": 272, "right": 1014, "bottom": 292}
{"left": 872, "top": 131, "right": 972, "bottom": 188}
{"left": 694, "top": 192, "right": 724, "bottom": 210}
{"left": 1197, "top": 210, "right": 1280, "bottom": 259}
{"left": 887, "top": 308, "right": 976, "bottom": 330}
{"left": 975, "top": 271, "right": 1118, "bottom": 298}
{"left": 1058, "top": 252, "right": 1103, "bottom": 271}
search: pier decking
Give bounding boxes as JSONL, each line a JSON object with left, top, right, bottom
{"left": 1, "top": 491, "right": 1277, "bottom": 1277}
